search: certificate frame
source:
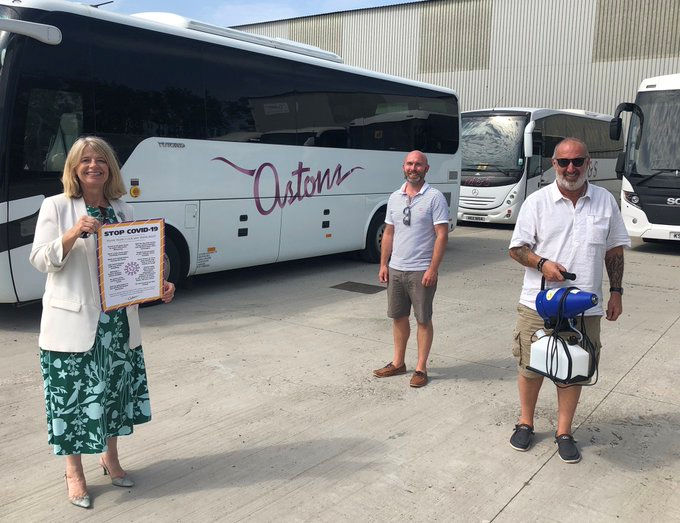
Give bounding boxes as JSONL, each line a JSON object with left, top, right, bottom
{"left": 96, "top": 218, "right": 165, "bottom": 311}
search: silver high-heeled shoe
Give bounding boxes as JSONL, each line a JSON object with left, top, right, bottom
{"left": 65, "top": 474, "right": 91, "bottom": 509}
{"left": 100, "top": 458, "right": 135, "bottom": 487}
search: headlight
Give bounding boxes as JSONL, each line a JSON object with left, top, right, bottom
{"left": 623, "top": 191, "right": 641, "bottom": 209}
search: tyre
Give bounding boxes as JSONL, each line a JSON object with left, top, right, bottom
{"left": 360, "top": 210, "right": 386, "bottom": 263}
{"left": 164, "top": 234, "right": 182, "bottom": 285}
{"left": 142, "top": 234, "right": 182, "bottom": 308}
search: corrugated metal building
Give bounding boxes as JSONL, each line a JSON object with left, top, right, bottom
{"left": 235, "top": 0, "right": 680, "bottom": 114}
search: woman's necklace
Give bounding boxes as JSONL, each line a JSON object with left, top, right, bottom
{"left": 83, "top": 196, "right": 108, "bottom": 208}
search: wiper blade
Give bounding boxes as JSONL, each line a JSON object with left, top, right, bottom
{"left": 462, "top": 164, "right": 516, "bottom": 176}
{"left": 635, "top": 168, "right": 680, "bottom": 185}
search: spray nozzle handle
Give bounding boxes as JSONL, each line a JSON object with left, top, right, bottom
{"left": 540, "top": 271, "right": 577, "bottom": 290}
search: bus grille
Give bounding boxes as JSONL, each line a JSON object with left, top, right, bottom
{"left": 643, "top": 203, "right": 680, "bottom": 226}
{"left": 459, "top": 195, "right": 497, "bottom": 210}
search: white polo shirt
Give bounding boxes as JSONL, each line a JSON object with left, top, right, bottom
{"left": 509, "top": 182, "right": 631, "bottom": 316}
{"left": 386, "top": 182, "right": 450, "bottom": 271}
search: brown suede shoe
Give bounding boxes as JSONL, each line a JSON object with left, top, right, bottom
{"left": 373, "top": 362, "right": 407, "bottom": 378}
{"left": 409, "top": 370, "right": 428, "bottom": 388}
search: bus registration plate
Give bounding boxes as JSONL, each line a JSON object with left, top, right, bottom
{"left": 670, "top": 232, "right": 680, "bottom": 240}
{"left": 463, "top": 214, "right": 488, "bottom": 222}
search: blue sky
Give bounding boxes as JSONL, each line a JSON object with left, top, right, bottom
{"left": 81, "top": 0, "right": 421, "bottom": 27}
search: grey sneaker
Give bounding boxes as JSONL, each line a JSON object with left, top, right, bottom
{"left": 555, "top": 434, "right": 581, "bottom": 463}
{"left": 509, "top": 424, "right": 534, "bottom": 451}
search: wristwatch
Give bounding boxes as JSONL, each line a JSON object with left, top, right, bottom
{"left": 610, "top": 287, "right": 623, "bottom": 295}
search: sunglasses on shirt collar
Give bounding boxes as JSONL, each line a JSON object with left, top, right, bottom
{"left": 403, "top": 206, "right": 411, "bottom": 226}
{"left": 555, "top": 157, "right": 586, "bottom": 168}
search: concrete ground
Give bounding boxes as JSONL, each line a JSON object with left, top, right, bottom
{"left": 1, "top": 224, "right": 679, "bottom": 522}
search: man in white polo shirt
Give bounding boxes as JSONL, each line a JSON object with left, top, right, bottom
{"left": 372, "top": 150, "right": 449, "bottom": 388}
{"left": 507, "top": 137, "right": 630, "bottom": 463}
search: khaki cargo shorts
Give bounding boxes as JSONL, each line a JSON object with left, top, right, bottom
{"left": 387, "top": 268, "right": 437, "bottom": 324}
{"left": 511, "top": 303, "right": 602, "bottom": 380}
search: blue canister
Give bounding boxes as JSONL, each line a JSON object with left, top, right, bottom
{"left": 536, "top": 287, "right": 598, "bottom": 320}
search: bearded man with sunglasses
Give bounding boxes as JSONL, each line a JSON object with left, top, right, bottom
{"left": 507, "top": 137, "right": 630, "bottom": 463}
{"left": 372, "top": 150, "right": 450, "bottom": 388}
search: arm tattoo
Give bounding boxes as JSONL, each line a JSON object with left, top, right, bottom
{"left": 510, "top": 245, "right": 532, "bottom": 267}
{"left": 605, "top": 248, "right": 624, "bottom": 287}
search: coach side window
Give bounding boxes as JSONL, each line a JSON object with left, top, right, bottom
{"left": 541, "top": 115, "right": 564, "bottom": 171}
{"left": 526, "top": 120, "right": 544, "bottom": 178}
{"left": 18, "top": 88, "right": 83, "bottom": 173}
{"left": 89, "top": 19, "right": 206, "bottom": 161}
{"left": 355, "top": 93, "right": 458, "bottom": 153}
{"left": 291, "top": 63, "right": 458, "bottom": 153}
{"left": 418, "top": 97, "right": 458, "bottom": 154}
{"left": 293, "top": 63, "right": 368, "bottom": 149}
{"left": 204, "top": 45, "right": 297, "bottom": 144}
{"left": 564, "top": 116, "right": 591, "bottom": 156}
{"left": 8, "top": 12, "right": 92, "bottom": 176}
{"left": 357, "top": 74, "right": 458, "bottom": 154}
{"left": 583, "top": 119, "right": 623, "bottom": 159}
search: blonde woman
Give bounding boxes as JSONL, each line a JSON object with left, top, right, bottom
{"left": 30, "top": 136, "right": 175, "bottom": 508}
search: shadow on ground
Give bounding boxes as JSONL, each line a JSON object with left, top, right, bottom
{"left": 433, "top": 357, "right": 516, "bottom": 382}
{"left": 630, "top": 239, "right": 680, "bottom": 255}
{"left": 128, "top": 437, "right": 381, "bottom": 499}
{"left": 0, "top": 302, "right": 41, "bottom": 333}
{"left": 579, "top": 412, "right": 680, "bottom": 470}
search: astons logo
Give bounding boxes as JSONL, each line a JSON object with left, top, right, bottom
{"left": 212, "top": 157, "right": 364, "bottom": 215}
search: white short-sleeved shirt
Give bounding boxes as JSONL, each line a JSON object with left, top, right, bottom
{"left": 509, "top": 182, "right": 631, "bottom": 316}
{"left": 386, "top": 182, "right": 450, "bottom": 271}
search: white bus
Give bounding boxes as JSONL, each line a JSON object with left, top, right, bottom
{"left": 0, "top": 1, "right": 461, "bottom": 303}
{"left": 457, "top": 108, "right": 623, "bottom": 224}
{"left": 610, "top": 74, "right": 680, "bottom": 242}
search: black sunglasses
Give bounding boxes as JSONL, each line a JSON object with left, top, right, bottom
{"left": 555, "top": 157, "right": 586, "bottom": 168}
{"left": 403, "top": 206, "right": 411, "bottom": 226}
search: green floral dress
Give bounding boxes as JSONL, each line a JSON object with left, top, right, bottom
{"left": 39, "top": 205, "right": 151, "bottom": 456}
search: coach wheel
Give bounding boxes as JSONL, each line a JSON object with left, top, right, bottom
{"left": 164, "top": 235, "right": 181, "bottom": 285}
{"left": 360, "top": 210, "right": 386, "bottom": 263}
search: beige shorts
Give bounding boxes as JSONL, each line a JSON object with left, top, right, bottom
{"left": 387, "top": 268, "right": 437, "bottom": 324}
{"left": 511, "top": 303, "right": 602, "bottom": 380}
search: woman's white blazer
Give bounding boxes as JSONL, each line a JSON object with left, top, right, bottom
{"left": 29, "top": 194, "right": 142, "bottom": 353}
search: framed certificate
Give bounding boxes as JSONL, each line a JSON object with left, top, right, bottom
{"left": 97, "top": 219, "right": 165, "bottom": 311}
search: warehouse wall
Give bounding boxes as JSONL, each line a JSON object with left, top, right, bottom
{"left": 236, "top": 0, "right": 680, "bottom": 114}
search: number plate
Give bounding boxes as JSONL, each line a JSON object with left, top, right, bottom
{"left": 670, "top": 232, "right": 680, "bottom": 240}
{"left": 463, "top": 214, "right": 487, "bottom": 222}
